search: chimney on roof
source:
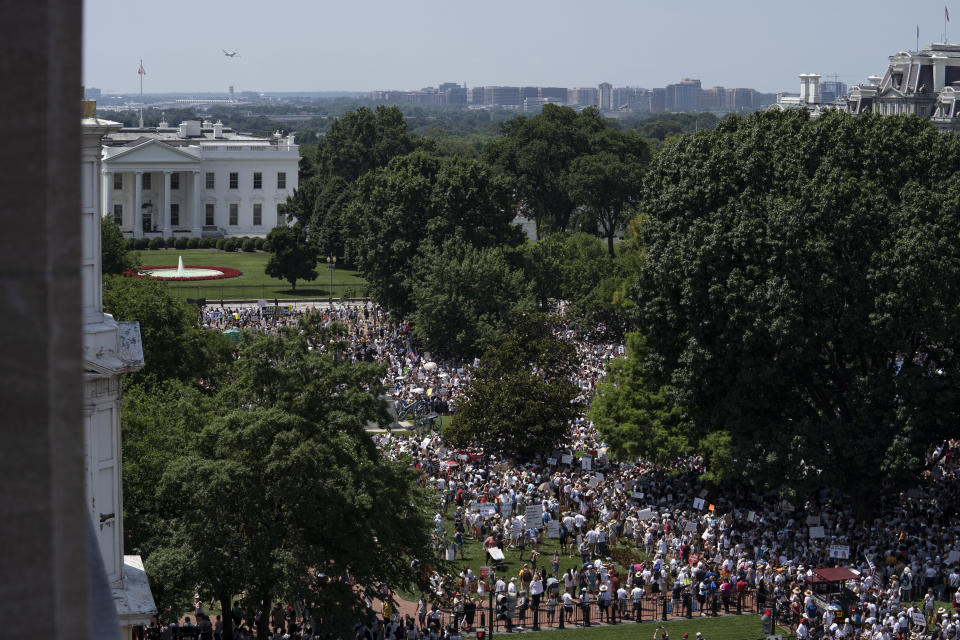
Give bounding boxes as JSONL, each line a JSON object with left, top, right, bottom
{"left": 213, "top": 121, "right": 223, "bottom": 138}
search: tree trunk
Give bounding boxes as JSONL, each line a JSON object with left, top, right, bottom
{"left": 607, "top": 233, "right": 615, "bottom": 257}
{"left": 219, "top": 593, "right": 234, "bottom": 640}
{"left": 290, "top": 279, "right": 297, "bottom": 292}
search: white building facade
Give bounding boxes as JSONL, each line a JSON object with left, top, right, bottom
{"left": 82, "top": 106, "right": 157, "bottom": 635}
{"left": 101, "top": 120, "right": 299, "bottom": 239}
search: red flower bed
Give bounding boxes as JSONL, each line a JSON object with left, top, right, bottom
{"left": 124, "top": 266, "right": 243, "bottom": 281}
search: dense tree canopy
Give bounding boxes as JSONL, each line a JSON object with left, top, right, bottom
{"left": 637, "top": 110, "right": 960, "bottom": 509}
{"left": 344, "top": 151, "right": 523, "bottom": 316}
{"left": 131, "top": 322, "right": 434, "bottom": 639}
{"left": 589, "top": 332, "right": 687, "bottom": 464}
{"left": 443, "top": 313, "right": 581, "bottom": 460}
{"left": 484, "top": 105, "right": 649, "bottom": 239}
{"left": 409, "top": 239, "right": 533, "bottom": 359}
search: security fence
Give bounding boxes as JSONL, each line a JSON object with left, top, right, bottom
{"left": 426, "top": 589, "right": 765, "bottom": 636}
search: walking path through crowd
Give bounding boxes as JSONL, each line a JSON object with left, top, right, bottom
{"left": 170, "top": 301, "right": 960, "bottom": 640}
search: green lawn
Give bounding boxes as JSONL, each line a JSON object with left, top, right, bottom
{"left": 533, "top": 615, "right": 773, "bottom": 640}
{"left": 132, "top": 249, "right": 367, "bottom": 301}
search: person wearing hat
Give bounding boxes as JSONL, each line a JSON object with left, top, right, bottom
{"left": 598, "top": 584, "right": 611, "bottom": 623}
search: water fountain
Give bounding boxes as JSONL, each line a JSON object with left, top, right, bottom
{"left": 176, "top": 255, "right": 185, "bottom": 277}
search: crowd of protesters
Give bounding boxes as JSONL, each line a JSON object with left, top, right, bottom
{"left": 188, "top": 301, "right": 960, "bottom": 640}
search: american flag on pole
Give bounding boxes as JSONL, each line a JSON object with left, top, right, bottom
{"left": 138, "top": 62, "right": 146, "bottom": 75}
{"left": 865, "top": 552, "right": 883, "bottom": 588}
{"left": 948, "top": 5, "right": 951, "bottom": 22}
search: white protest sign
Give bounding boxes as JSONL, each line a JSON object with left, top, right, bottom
{"left": 589, "top": 476, "right": 600, "bottom": 488}
{"left": 637, "top": 508, "right": 654, "bottom": 521}
{"left": 525, "top": 504, "right": 544, "bottom": 530}
{"left": 781, "top": 501, "right": 795, "bottom": 512}
{"left": 471, "top": 503, "right": 497, "bottom": 516}
{"left": 693, "top": 497, "right": 706, "bottom": 511}
{"left": 501, "top": 503, "right": 512, "bottom": 517}
{"left": 685, "top": 520, "right": 698, "bottom": 533}
{"left": 747, "top": 511, "right": 757, "bottom": 523}
{"left": 547, "top": 458, "right": 557, "bottom": 466}
{"left": 806, "top": 515, "right": 821, "bottom": 526}
{"left": 615, "top": 482, "right": 623, "bottom": 490}
{"left": 595, "top": 472, "right": 605, "bottom": 482}
{"left": 547, "top": 520, "right": 560, "bottom": 538}
{"left": 828, "top": 545, "right": 850, "bottom": 559}
{"left": 912, "top": 611, "right": 926, "bottom": 626}
{"left": 561, "top": 455, "right": 573, "bottom": 465}
{"left": 581, "top": 455, "right": 592, "bottom": 471}
{"left": 809, "top": 526, "right": 826, "bottom": 539}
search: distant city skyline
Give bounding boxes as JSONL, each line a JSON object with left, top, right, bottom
{"left": 85, "top": 0, "right": 959, "bottom": 94}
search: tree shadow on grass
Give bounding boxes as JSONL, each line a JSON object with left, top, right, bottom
{"left": 276, "top": 288, "right": 329, "bottom": 296}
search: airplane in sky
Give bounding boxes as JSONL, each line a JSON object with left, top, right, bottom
{"left": 222, "top": 49, "right": 240, "bottom": 58}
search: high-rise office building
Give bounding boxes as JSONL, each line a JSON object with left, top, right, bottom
{"left": 665, "top": 78, "right": 702, "bottom": 111}
{"left": 598, "top": 82, "right": 613, "bottom": 110}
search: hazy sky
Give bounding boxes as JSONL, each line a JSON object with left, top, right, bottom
{"left": 84, "top": 0, "right": 955, "bottom": 94}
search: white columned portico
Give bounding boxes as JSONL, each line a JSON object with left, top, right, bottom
{"left": 133, "top": 170, "right": 143, "bottom": 238}
{"left": 192, "top": 170, "right": 202, "bottom": 236}
{"left": 162, "top": 170, "right": 172, "bottom": 238}
{"left": 102, "top": 171, "right": 113, "bottom": 227}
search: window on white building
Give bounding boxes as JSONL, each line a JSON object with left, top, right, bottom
{"left": 170, "top": 203, "right": 179, "bottom": 226}
{"left": 253, "top": 172, "right": 262, "bottom": 189}
{"left": 113, "top": 173, "right": 122, "bottom": 190}
{"left": 229, "top": 203, "right": 238, "bottom": 226}
{"left": 142, "top": 173, "right": 151, "bottom": 189}
{"left": 205, "top": 172, "right": 215, "bottom": 189}
{"left": 253, "top": 203, "right": 262, "bottom": 226}
{"left": 229, "top": 172, "right": 238, "bottom": 189}
{"left": 171, "top": 173, "right": 179, "bottom": 190}
{"left": 277, "top": 172, "right": 286, "bottom": 189}
{"left": 205, "top": 203, "right": 215, "bottom": 226}
{"left": 113, "top": 203, "right": 122, "bottom": 226}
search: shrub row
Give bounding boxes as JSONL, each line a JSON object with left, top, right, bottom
{"left": 126, "top": 236, "right": 267, "bottom": 252}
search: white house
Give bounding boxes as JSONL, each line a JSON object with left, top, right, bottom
{"left": 82, "top": 104, "right": 157, "bottom": 635}
{"left": 101, "top": 120, "right": 299, "bottom": 239}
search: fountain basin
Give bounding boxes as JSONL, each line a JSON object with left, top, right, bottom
{"left": 125, "top": 265, "right": 243, "bottom": 281}
{"left": 142, "top": 266, "right": 227, "bottom": 279}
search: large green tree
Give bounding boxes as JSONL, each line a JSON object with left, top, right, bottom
{"left": 265, "top": 224, "right": 319, "bottom": 292}
{"left": 140, "top": 324, "right": 434, "bottom": 639}
{"left": 589, "top": 332, "right": 688, "bottom": 464}
{"left": 345, "top": 151, "right": 523, "bottom": 316}
{"left": 310, "top": 106, "right": 416, "bottom": 256}
{"left": 484, "top": 105, "right": 603, "bottom": 237}
{"left": 443, "top": 312, "right": 580, "bottom": 460}
{"left": 564, "top": 141, "right": 648, "bottom": 255}
{"left": 637, "top": 109, "right": 960, "bottom": 511}
{"left": 409, "top": 238, "right": 533, "bottom": 359}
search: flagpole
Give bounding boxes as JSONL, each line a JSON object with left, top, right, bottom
{"left": 139, "top": 58, "right": 144, "bottom": 128}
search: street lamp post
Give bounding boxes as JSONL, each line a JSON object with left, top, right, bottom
{"left": 326, "top": 256, "right": 336, "bottom": 307}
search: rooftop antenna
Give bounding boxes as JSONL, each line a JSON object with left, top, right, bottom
{"left": 916, "top": 24, "right": 920, "bottom": 52}
{"left": 137, "top": 59, "right": 146, "bottom": 128}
